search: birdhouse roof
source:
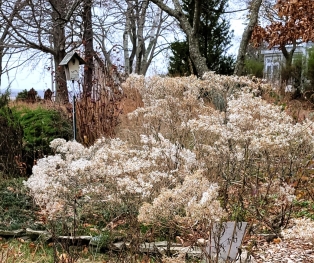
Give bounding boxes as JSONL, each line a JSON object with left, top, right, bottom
{"left": 59, "top": 51, "right": 86, "bottom": 65}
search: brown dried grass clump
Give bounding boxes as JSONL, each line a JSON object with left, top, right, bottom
{"left": 9, "top": 99, "right": 71, "bottom": 117}
{"left": 75, "top": 90, "right": 124, "bottom": 146}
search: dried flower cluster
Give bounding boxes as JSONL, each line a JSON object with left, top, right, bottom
{"left": 138, "top": 170, "right": 226, "bottom": 225}
{"left": 161, "top": 254, "right": 186, "bottom": 263}
{"left": 25, "top": 73, "right": 314, "bottom": 238}
{"left": 25, "top": 134, "right": 196, "bottom": 219}
{"left": 120, "top": 74, "right": 314, "bottom": 227}
{"left": 281, "top": 218, "right": 314, "bottom": 242}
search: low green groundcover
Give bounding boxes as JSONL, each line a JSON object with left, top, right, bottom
{"left": 0, "top": 177, "right": 41, "bottom": 230}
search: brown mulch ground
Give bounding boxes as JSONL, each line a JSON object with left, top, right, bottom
{"left": 252, "top": 239, "right": 314, "bottom": 263}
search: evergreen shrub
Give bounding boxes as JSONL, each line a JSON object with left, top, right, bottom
{"left": 244, "top": 58, "right": 264, "bottom": 78}
{"left": 12, "top": 107, "right": 72, "bottom": 173}
{"left": 0, "top": 92, "right": 23, "bottom": 177}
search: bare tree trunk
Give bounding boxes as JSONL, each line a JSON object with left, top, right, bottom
{"left": 150, "top": 0, "right": 209, "bottom": 77}
{"left": 54, "top": 52, "right": 68, "bottom": 103}
{"left": 97, "top": 0, "right": 172, "bottom": 76}
{"left": 0, "top": 45, "right": 3, "bottom": 86}
{"left": 123, "top": 5, "right": 131, "bottom": 75}
{"left": 140, "top": 8, "right": 162, "bottom": 75}
{"left": 188, "top": 35, "right": 208, "bottom": 77}
{"left": 135, "top": 0, "right": 149, "bottom": 74}
{"left": 83, "top": 0, "right": 94, "bottom": 96}
{"left": 123, "top": 1, "right": 137, "bottom": 75}
{"left": 280, "top": 40, "right": 297, "bottom": 89}
{"left": 234, "top": 0, "right": 263, "bottom": 76}
{"left": 281, "top": 41, "right": 296, "bottom": 69}
{"left": 51, "top": 1, "right": 69, "bottom": 103}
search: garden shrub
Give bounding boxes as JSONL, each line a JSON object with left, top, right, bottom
{"left": 15, "top": 89, "right": 28, "bottom": 101}
{"left": 303, "top": 47, "right": 314, "bottom": 101}
{"left": 0, "top": 90, "right": 10, "bottom": 108}
{"left": 24, "top": 73, "right": 314, "bottom": 259}
{"left": 244, "top": 57, "right": 264, "bottom": 78}
{"left": 119, "top": 73, "right": 314, "bottom": 232}
{"left": 12, "top": 107, "right": 72, "bottom": 173}
{"left": 0, "top": 92, "right": 23, "bottom": 177}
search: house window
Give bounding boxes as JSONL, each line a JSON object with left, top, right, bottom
{"left": 264, "top": 56, "right": 280, "bottom": 83}
{"left": 273, "top": 64, "right": 279, "bottom": 80}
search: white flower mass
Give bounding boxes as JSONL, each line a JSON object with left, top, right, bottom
{"left": 25, "top": 73, "right": 314, "bottom": 228}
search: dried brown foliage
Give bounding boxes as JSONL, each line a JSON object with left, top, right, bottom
{"left": 26, "top": 88, "right": 37, "bottom": 103}
{"left": 76, "top": 93, "right": 123, "bottom": 146}
{"left": 252, "top": 0, "right": 314, "bottom": 48}
{"left": 75, "top": 59, "right": 125, "bottom": 146}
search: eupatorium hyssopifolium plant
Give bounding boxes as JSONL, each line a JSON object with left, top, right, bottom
{"left": 25, "top": 73, "right": 314, "bottom": 242}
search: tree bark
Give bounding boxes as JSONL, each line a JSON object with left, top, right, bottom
{"left": 54, "top": 53, "right": 68, "bottom": 103}
{"left": 0, "top": 46, "right": 2, "bottom": 86}
{"left": 123, "top": 4, "right": 132, "bottom": 75}
{"left": 83, "top": 0, "right": 94, "bottom": 96}
{"left": 135, "top": 0, "right": 149, "bottom": 74}
{"left": 280, "top": 40, "right": 297, "bottom": 87}
{"left": 50, "top": 0, "right": 68, "bottom": 103}
{"left": 281, "top": 40, "right": 297, "bottom": 69}
{"left": 188, "top": 35, "right": 208, "bottom": 77}
{"left": 98, "top": 0, "right": 171, "bottom": 76}
{"left": 234, "top": 0, "right": 263, "bottom": 76}
{"left": 150, "top": 0, "right": 209, "bottom": 77}
{"left": 140, "top": 8, "right": 162, "bottom": 75}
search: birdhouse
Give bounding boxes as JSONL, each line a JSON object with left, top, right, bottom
{"left": 60, "top": 52, "right": 86, "bottom": 81}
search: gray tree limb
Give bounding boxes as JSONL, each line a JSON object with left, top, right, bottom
{"left": 234, "top": 0, "right": 263, "bottom": 76}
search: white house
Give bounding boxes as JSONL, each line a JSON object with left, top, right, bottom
{"left": 261, "top": 42, "right": 314, "bottom": 87}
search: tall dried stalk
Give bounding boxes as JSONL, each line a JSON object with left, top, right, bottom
{"left": 76, "top": 56, "right": 125, "bottom": 146}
